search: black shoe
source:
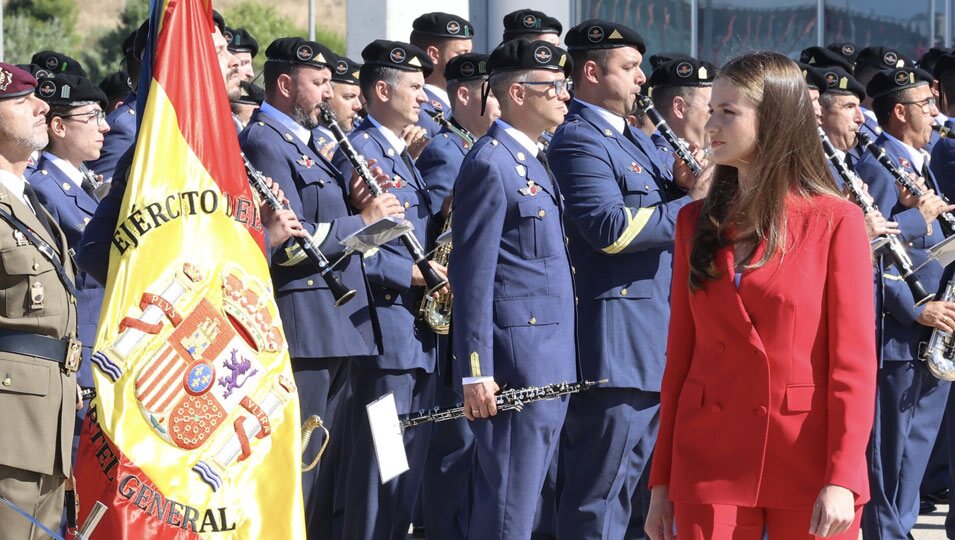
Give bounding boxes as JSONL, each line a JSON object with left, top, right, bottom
{"left": 924, "top": 488, "right": 950, "bottom": 504}
{"left": 920, "top": 500, "right": 938, "bottom": 515}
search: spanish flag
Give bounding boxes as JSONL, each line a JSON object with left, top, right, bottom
{"left": 74, "top": 0, "right": 305, "bottom": 537}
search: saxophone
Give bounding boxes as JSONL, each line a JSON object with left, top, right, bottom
{"left": 923, "top": 280, "right": 955, "bottom": 381}
{"left": 417, "top": 110, "right": 474, "bottom": 335}
{"left": 418, "top": 214, "right": 452, "bottom": 334}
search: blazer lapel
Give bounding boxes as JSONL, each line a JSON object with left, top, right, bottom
{"left": 494, "top": 124, "right": 559, "bottom": 205}
{"left": 708, "top": 242, "right": 767, "bottom": 355}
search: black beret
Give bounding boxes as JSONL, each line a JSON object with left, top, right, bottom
{"left": 236, "top": 81, "right": 264, "bottom": 106}
{"left": 935, "top": 53, "right": 955, "bottom": 80}
{"left": 919, "top": 47, "right": 952, "bottom": 74}
{"left": 487, "top": 39, "right": 571, "bottom": 77}
{"left": 856, "top": 46, "right": 911, "bottom": 72}
{"left": 122, "top": 20, "right": 150, "bottom": 64}
{"left": 866, "top": 66, "right": 932, "bottom": 100}
{"left": 99, "top": 70, "right": 132, "bottom": 102}
{"left": 648, "top": 51, "right": 691, "bottom": 70}
{"left": 226, "top": 27, "right": 259, "bottom": 57}
{"left": 646, "top": 58, "right": 716, "bottom": 94}
{"left": 212, "top": 10, "right": 226, "bottom": 35}
{"left": 30, "top": 51, "right": 87, "bottom": 78}
{"left": 0, "top": 63, "right": 39, "bottom": 99}
{"left": 797, "top": 63, "right": 828, "bottom": 92}
{"left": 17, "top": 64, "right": 54, "bottom": 80}
{"left": 266, "top": 37, "right": 336, "bottom": 70}
{"left": 332, "top": 55, "right": 362, "bottom": 85}
{"left": 412, "top": 12, "right": 474, "bottom": 39}
{"left": 799, "top": 46, "right": 852, "bottom": 71}
{"left": 502, "top": 9, "right": 562, "bottom": 41}
{"left": 816, "top": 66, "right": 865, "bottom": 100}
{"left": 361, "top": 40, "right": 434, "bottom": 77}
{"left": 826, "top": 42, "right": 859, "bottom": 66}
{"left": 36, "top": 73, "right": 108, "bottom": 110}
{"left": 445, "top": 52, "right": 489, "bottom": 84}
{"left": 565, "top": 20, "right": 646, "bottom": 54}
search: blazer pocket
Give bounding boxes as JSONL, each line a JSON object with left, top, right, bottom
{"left": 516, "top": 199, "right": 559, "bottom": 259}
{"left": 0, "top": 358, "right": 50, "bottom": 396}
{"left": 679, "top": 378, "right": 704, "bottom": 409}
{"left": 494, "top": 295, "right": 561, "bottom": 327}
{"left": 785, "top": 384, "right": 815, "bottom": 413}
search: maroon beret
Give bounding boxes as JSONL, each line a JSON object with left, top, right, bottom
{"left": 0, "top": 63, "right": 38, "bottom": 99}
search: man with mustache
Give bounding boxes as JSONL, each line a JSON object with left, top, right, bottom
{"left": 240, "top": 36, "right": 403, "bottom": 539}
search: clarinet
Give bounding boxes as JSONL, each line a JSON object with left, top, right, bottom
{"left": 427, "top": 110, "right": 476, "bottom": 146}
{"left": 243, "top": 153, "right": 357, "bottom": 307}
{"left": 819, "top": 129, "right": 932, "bottom": 306}
{"left": 856, "top": 131, "right": 955, "bottom": 236}
{"left": 636, "top": 94, "right": 703, "bottom": 175}
{"left": 320, "top": 104, "right": 448, "bottom": 294}
{"left": 399, "top": 379, "right": 607, "bottom": 429}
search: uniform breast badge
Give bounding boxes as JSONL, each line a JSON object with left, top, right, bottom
{"left": 519, "top": 180, "right": 539, "bottom": 196}
{"left": 297, "top": 155, "right": 314, "bottom": 169}
{"left": 393, "top": 176, "right": 405, "bottom": 190}
{"left": 629, "top": 161, "right": 643, "bottom": 174}
{"left": 12, "top": 230, "right": 28, "bottom": 246}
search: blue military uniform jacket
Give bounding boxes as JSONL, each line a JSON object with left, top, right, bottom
{"left": 854, "top": 133, "right": 944, "bottom": 363}
{"left": 86, "top": 92, "right": 137, "bottom": 182}
{"left": 416, "top": 86, "right": 448, "bottom": 139}
{"left": 549, "top": 100, "right": 691, "bottom": 391}
{"left": 27, "top": 154, "right": 105, "bottom": 387}
{"left": 416, "top": 124, "right": 473, "bottom": 212}
{"left": 332, "top": 118, "right": 438, "bottom": 372}
{"left": 930, "top": 119, "right": 955, "bottom": 200}
{"left": 450, "top": 120, "right": 577, "bottom": 388}
{"left": 240, "top": 107, "right": 381, "bottom": 360}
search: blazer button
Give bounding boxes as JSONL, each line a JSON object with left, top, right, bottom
{"left": 529, "top": 316, "right": 537, "bottom": 325}
{"left": 405, "top": 201, "right": 411, "bottom": 209}
{"left": 538, "top": 209, "right": 546, "bottom": 218}
{"left": 1, "top": 377, "right": 10, "bottom": 387}
{"left": 385, "top": 294, "right": 393, "bottom": 301}
{"left": 306, "top": 279, "right": 314, "bottom": 286}
{"left": 709, "top": 403, "right": 721, "bottom": 413}
{"left": 571, "top": 266, "right": 576, "bottom": 275}
{"left": 620, "top": 288, "right": 628, "bottom": 296}
{"left": 755, "top": 405, "right": 768, "bottom": 417}
{"left": 716, "top": 342, "right": 725, "bottom": 353}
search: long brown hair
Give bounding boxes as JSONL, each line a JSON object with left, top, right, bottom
{"left": 688, "top": 52, "right": 841, "bottom": 290}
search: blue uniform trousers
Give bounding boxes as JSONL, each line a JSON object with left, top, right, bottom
{"left": 293, "top": 356, "right": 354, "bottom": 540}
{"left": 864, "top": 360, "right": 950, "bottom": 538}
{"left": 557, "top": 388, "right": 660, "bottom": 540}
{"left": 468, "top": 396, "right": 569, "bottom": 540}
{"left": 343, "top": 365, "right": 436, "bottom": 540}
{"left": 421, "top": 378, "right": 475, "bottom": 540}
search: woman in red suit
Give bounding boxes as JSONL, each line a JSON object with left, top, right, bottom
{"left": 645, "top": 52, "right": 877, "bottom": 540}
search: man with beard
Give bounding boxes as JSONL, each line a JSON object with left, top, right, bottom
{"left": 240, "top": 36, "right": 403, "bottom": 539}
{"left": 225, "top": 27, "right": 258, "bottom": 83}
{"left": 0, "top": 62, "right": 81, "bottom": 540}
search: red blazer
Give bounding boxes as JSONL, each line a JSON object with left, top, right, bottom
{"left": 649, "top": 193, "right": 876, "bottom": 508}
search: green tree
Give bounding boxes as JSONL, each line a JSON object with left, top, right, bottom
{"left": 88, "top": 0, "right": 151, "bottom": 81}
{"left": 8, "top": 0, "right": 77, "bottom": 28}
{"left": 221, "top": 1, "right": 345, "bottom": 75}
{"left": 3, "top": 15, "right": 75, "bottom": 65}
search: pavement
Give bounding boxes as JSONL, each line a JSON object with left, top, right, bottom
{"left": 916, "top": 503, "right": 949, "bottom": 539}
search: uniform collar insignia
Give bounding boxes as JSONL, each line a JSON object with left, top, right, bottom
{"left": 519, "top": 179, "right": 539, "bottom": 196}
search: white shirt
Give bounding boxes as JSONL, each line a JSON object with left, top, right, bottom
{"left": 883, "top": 130, "right": 927, "bottom": 173}
{"left": 425, "top": 84, "right": 451, "bottom": 109}
{"left": 575, "top": 98, "right": 626, "bottom": 135}
{"left": 260, "top": 101, "right": 311, "bottom": 145}
{"left": 0, "top": 169, "right": 34, "bottom": 213}
{"left": 365, "top": 115, "right": 408, "bottom": 155}
{"left": 497, "top": 119, "right": 541, "bottom": 158}
{"left": 44, "top": 152, "right": 84, "bottom": 188}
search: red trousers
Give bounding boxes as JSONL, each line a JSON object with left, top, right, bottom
{"left": 674, "top": 502, "right": 863, "bottom": 540}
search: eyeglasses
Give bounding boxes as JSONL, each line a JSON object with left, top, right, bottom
{"left": 899, "top": 97, "right": 937, "bottom": 113}
{"left": 521, "top": 78, "right": 572, "bottom": 96}
{"left": 59, "top": 110, "right": 107, "bottom": 126}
